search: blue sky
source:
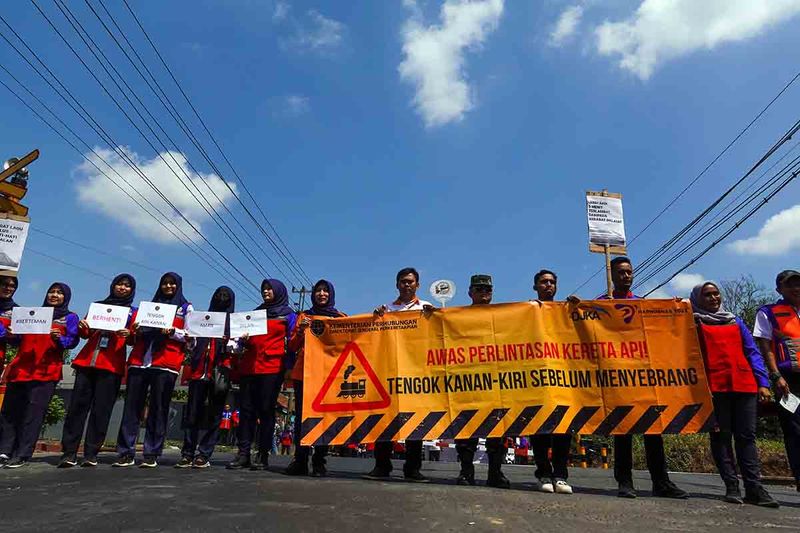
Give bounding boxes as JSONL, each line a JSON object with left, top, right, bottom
{"left": 2, "top": 0, "right": 800, "bottom": 316}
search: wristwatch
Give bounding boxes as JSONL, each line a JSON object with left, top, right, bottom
{"left": 769, "top": 371, "right": 783, "bottom": 384}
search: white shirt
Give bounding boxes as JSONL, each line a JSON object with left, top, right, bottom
{"left": 383, "top": 298, "right": 433, "bottom": 312}
{"left": 753, "top": 305, "right": 800, "bottom": 340}
{"left": 134, "top": 303, "right": 194, "bottom": 374}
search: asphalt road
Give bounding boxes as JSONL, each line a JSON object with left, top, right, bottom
{"left": 0, "top": 451, "right": 798, "bottom": 532}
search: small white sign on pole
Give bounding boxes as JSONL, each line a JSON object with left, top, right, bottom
{"left": 586, "top": 193, "right": 626, "bottom": 248}
{"left": 11, "top": 306, "right": 53, "bottom": 334}
{"left": 429, "top": 280, "right": 456, "bottom": 307}
{"left": 0, "top": 217, "right": 29, "bottom": 273}
{"left": 229, "top": 309, "right": 268, "bottom": 338}
{"left": 86, "top": 303, "right": 130, "bottom": 332}
{"left": 186, "top": 310, "right": 227, "bottom": 339}
{"left": 136, "top": 301, "right": 178, "bottom": 329}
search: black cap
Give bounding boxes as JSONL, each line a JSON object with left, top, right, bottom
{"left": 776, "top": 270, "right": 800, "bottom": 288}
{"left": 470, "top": 274, "right": 492, "bottom": 288}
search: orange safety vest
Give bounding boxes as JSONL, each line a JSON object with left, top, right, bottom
{"left": 761, "top": 302, "right": 800, "bottom": 374}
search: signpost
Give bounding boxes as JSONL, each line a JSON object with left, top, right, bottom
{"left": 0, "top": 149, "right": 38, "bottom": 277}
{"left": 429, "top": 279, "right": 456, "bottom": 307}
{"left": 586, "top": 190, "right": 627, "bottom": 297}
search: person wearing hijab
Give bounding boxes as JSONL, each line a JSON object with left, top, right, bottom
{"left": 0, "top": 275, "right": 19, "bottom": 376}
{"left": 227, "top": 279, "right": 296, "bottom": 470}
{"left": 0, "top": 282, "right": 79, "bottom": 468}
{"left": 113, "top": 272, "right": 192, "bottom": 469}
{"left": 285, "top": 279, "right": 345, "bottom": 477}
{"left": 176, "top": 286, "right": 236, "bottom": 469}
{"left": 58, "top": 274, "right": 137, "bottom": 468}
{"left": 691, "top": 281, "right": 778, "bottom": 508}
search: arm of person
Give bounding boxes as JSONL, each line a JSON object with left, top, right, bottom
{"left": 78, "top": 318, "right": 91, "bottom": 339}
{"left": 287, "top": 313, "right": 307, "bottom": 355}
{"left": 165, "top": 304, "right": 194, "bottom": 343}
{"left": 736, "top": 318, "right": 771, "bottom": 399}
{"left": 56, "top": 314, "right": 81, "bottom": 350}
{"left": 753, "top": 309, "right": 788, "bottom": 398}
{"left": 283, "top": 313, "right": 299, "bottom": 372}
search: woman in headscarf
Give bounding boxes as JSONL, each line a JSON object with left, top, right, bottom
{"left": 59, "top": 274, "right": 136, "bottom": 468}
{"left": 113, "top": 272, "right": 192, "bottom": 469}
{"left": 227, "top": 279, "right": 296, "bottom": 471}
{"left": 691, "top": 281, "right": 778, "bottom": 508}
{"left": 0, "top": 282, "right": 79, "bottom": 468}
{"left": 0, "top": 275, "right": 19, "bottom": 376}
{"left": 176, "top": 286, "right": 236, "bottom": 469}
{"left": 285, "top": 279, "right": 345, "bottom": 477}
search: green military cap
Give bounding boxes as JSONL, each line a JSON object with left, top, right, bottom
{"left": 470, "top": 274, "right": 492, "bottom": 287}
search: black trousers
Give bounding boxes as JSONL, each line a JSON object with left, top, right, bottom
{"left": 614, "top": 434, "right": 668, "bottom": 485}
{"left": 116, "top": 367, "right": 177, "bottom": 458}
{"left": 0, "top": 380, "right": 56, "bottom": 460}
{"left": 375, "top": 440, "right": 422, "bottom": 473}
{"left": 709, "top": 392, "right": 761, "bottom": 489}
{"left": 181, "top": 379, "right": 227, "bottom": 459}
{"left": 293, "top": 380, "right": 327, "bottom": 465}
{"left": 455, "top": 437, "right": 506, "bottom": 475}
{"left": 61, "top": 367, "right": 122, "bottom": 458}
{"left": 778, "top": 377, "right": 800, "bottom": 482}
{"left": 532, "top": 434, "right": 571, "bottom": 480}
{"left": 237, "top": 374, "right": 283, "bottom": 456}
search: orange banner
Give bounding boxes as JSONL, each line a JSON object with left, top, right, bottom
{"left": 301, "top": 300, "right": 713, "bottom": 446}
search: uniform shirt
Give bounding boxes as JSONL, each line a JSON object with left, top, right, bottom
{"left": 753, "top": 304, "right": 800, "bottom": 340}
{"left": 383, "top": 297, "right": 433, "bottom": 312}
{"left": 131, "top": 303, "right": 193, "bottom": 375}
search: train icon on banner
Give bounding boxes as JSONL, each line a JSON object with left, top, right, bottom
{"left": 337, "top": 365, "right": 367, "bottom": 399}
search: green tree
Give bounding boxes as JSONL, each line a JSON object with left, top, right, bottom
{"left": 41, "top": 395, "right": 66, "bottom": 436}
{"left": 718, "top": 274, "right": 773, "bottom": 330}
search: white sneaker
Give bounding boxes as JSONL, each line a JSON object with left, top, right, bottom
{"left": 538, "top": 478, "right": 554, "bottom": 493}
{"left": 555, "top": 479, "right": 573, "bottom": 494}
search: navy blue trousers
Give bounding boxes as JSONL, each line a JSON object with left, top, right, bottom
{"left": 0, "top": 380, "right": 56, "bottom": 460}
{"left": 116, "top": 367, "right": 177, "bottom": 458}
{"left": 181, "top": 379, "right": 226, "bottom": 459}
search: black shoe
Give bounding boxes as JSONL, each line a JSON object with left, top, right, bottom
{"left": 486, "top": 472, "right": 511, "bottom": 489}
{"left": 226, "top": 454, "right": 251, "bottom": 470}
{"left": 0, "top": 454, "right": 8, "bottom": 467}
{"left": 744, "top": 486, "right": 780, "bottom": 508}
{"left": 174, "top": 456, "right": 193, "bottom": 469}
{"left": 112, "top": 455, "right": 135, "bottom": 468}
{"left": 456, "top": 472, "right": 476, "bottom": 486}
{"left": 403, "top": 469, "right": 430, "bottom": 483}
{"left": 5, "top": 457, "right": 28, "bottom": 469}
{"left": 57, "top": 453, "right": 78, "bottom": 469}
{"left": 362, "top": 466, "right": 392, "bottom": 480}
{"left": 618, "top": 481, "right": 637, "bottom": 499}
{"left": 193, "top": 456, "right": 211, "bottom": 469}
{"left": 285, "top": 458, "right": 309, "bottom": 476}
{"left": 249, "top": 454, "right": 268, "bottom": 471}
{"left": 81, "top": 457, "right": 98, "bottom": 468}
{"left": 139, "top": 457, "right": 158, "bottom": 468}
{"left": 311, "top": 463, "right": 327, "bottom": 477}
{"left": 723, "top": 483, "right": 743, "bottom": 504}
{"left": 653, "top": 480, "right": 689, "bottom": 499}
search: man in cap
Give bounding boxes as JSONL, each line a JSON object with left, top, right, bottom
{"left": 754, "top": 270, "right": 800, "bottom": 491}
{"left": 454, "top": 274, "right": 511, "bottom": 489}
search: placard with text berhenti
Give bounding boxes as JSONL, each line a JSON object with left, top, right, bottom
{"left": 229, "top": 309, "right": 268, "bottom": 338}
{"left": 11, "top": 306, "right": 54, "bottom": 334}
{"left": 136, "top": 301, "right": 178, "bottom": 329}
{"left": 86, "top": 303, "right": 130, "bottom": 332}
{"left": 186, "top": 311, "right": 227, "bottom": 338}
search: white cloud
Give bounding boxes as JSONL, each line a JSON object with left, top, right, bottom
{"left": 549, "top": 5, "right": 583, "bottom": 47}
{"left": 121, "top": 244, "right": 137, "bottom": 253}
{"left": 595, "top": 0, "right": 800, "bottom": 80}
{"left": 729, "top": 204, "right": 800, "bottom": 256}
{"left": 282, "top": 9, "right": 345, "bottom": 53}
{"left": 398, "top": 0, "right": 504, "bottom": 128}
{"left": 669, "top": 272, "right": 705, "bottom": 295}
{"left": 273, "top": 1, "right": 290, "bottom": 22}
{"left": 283, "top": 94, "right": 311, "bottom": 115}
{"left": 75, "top": 147, "right": 237, "bottom": 244}
{"left": 647, "top": 287, "right": 672, "bottom": 299}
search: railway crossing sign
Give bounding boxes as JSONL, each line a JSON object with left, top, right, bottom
{"left": 311, "top": 341, "right": 391, "bottom": 413}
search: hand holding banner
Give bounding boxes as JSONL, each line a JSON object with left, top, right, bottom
{"left": 86, "top": 303, "right": 129, "bottom": 332}
{"left": 136, "top": 301, "right": 177, "bottom": 329}
{"left": 186, "top": 311, "right": 227, "bottom": 338}
{"left": 11, "top": 306, "right": 54, "bottom": 334}
{"left": 229, "top": 309, "right": 267, "bottom": 338}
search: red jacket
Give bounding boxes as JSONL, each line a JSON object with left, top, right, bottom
{"left": 698, "top": 322, "right": 758, "bottom": 393}
{"left": 0, "top": 313, "right": 11, "bottom": 375}
{"left": 127, "top": 303, "right": 191, "bottom": 373}
{"left": 187, "top": 338, "right": 233, "bottom": 381}
{"left": 287, "top": 311, "right": 345, "bottom": 381}
{"left": 5, "top": 313, "right": 80, "bottom": 382}
{"left": 237, "top": 317, "right": 294, "bottom": 376}
{"left": 71, "top": 307, "right": 136, "bottom": 376}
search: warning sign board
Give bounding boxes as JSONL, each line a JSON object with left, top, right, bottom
{"left": 301, "top": 301, "right": 713, "bottom": 446}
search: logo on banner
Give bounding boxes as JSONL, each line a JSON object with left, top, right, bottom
{"left": 311, "top": 342, "right": 391, "bottom": 413}
{"left": 310, "top": 320, "right": 325, "bottom": 337}
{"left": 614, "top": 304, "right": 637, "bottom": 324}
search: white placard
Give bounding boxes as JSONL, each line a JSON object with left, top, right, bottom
{"left": 229, "top": 309, "right": 268, "bottom": 338}
{"left": 429, "top": 279, "right": 456, "bottom": 306}
{"left": 780, "top": 393, "right": 800, "bottom": 414}
{"left": 586, "top": 194, "right": 626, "bottom": 247}
{"left": 86, "top": 303, "right": 130, "bottom": 332}
{"left": 136, "top": 301, "right": 178, "bottom": 329}
{"left": 186, "top": 310, "right": 227, "bottom": 339}
{"left": 0, "top": 217, "right": 29, "bottom": 273}
{"left": 11, "top": 306, "right": 54, "bottom": 334}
